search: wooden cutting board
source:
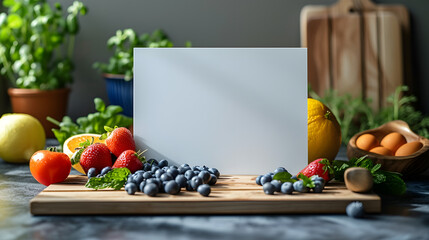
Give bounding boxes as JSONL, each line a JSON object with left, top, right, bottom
{"left": 301, "top": 0, "right": 411, "bottom": 110}
{"left": 30, "top": 175, "right": 381, "bottom": 215}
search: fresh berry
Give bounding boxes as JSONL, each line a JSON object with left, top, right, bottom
{"left": 158, "top": 159, "right": 169, "bottom": 168}
{"left": 144, "top": 183, "right": 158, "bottom": 197}
{"left": 346, "top": 201, "right": 365, "bottom": 218}
{"left": 125, "top": 182, "right": 137, "bottom": 195}
{"left": 184, "top": 170, "right": 195, "bottom": 180}
{"left": 260, "top": 175, "right": 272, "bottom": 185}
{"left": 311, "top": 175, "right": 326, "bottom": 185}
{"left": 274, "top": 167, "right": 288, "bottom": 175}
{"left": 270, "top": 180, "right": 282, "bottom": 192}
{"left": 165, "top": 180, "right": 180, "bottom": 195}
{"left": 298, "top": 158, "right": 332, "bottom": 182}
{"left": 208, "top": 174, "right": 217, "bottom": 185}
{"left": 190, "top": 176, "right": 203, "bottom": 190}
{"left": 160, "top": 173, "right": 173, "bottom": 182}
{"left": 256, "top": 175, "right": 263, "bottom": 185}
{"left": 80, "top": 143, "right": 112, "bottom": 174}
{"left": 143, "top": 171, "right": 152, "bottom": 179}
{"left": 148, "top": 159, "right": 158, "bottom": 166}
{"left": 281, "top": 182, "right": 293, "bottom": 194}
{"left": 103, "top": 127, "right": 136, "bottom": 157}
{"left": 197, "top": 184, "right": 211, "bottom": 197}
{"left": 133, "top": 173, "right": 144, "bottom": 186}
{"left": 313, "top": 180, "right": 324, "bottom": 193}
{"left": 155, "top": 169, "right": 165, "bottom": 179}
{"left": 167, "top": 168, "right": 179, "bottom": 179}
{"left": 100, "top": 166, "right": 112, "bottom": 176}
{"left": 186, "top": 181, "right": 194, "bottom": 191}
{"left": 263, "top": 182, "right": 276, "bottom": 195}
{"left": 198, "top": 171, "right": 211, "bottom": 184}
{"left": 208, "top": 168, "right": 220, "bottom": 178}
{"left": 139, "top": 180, "right": 146, "bottom": 192}
{"left": 293, "top": 180, "right": 309, "bottom": 193}
{"left": 113, "top": 150, "right": 145, "bottom": 173}
{"left": 87, "top": 168, "right": 97, "bottom": 178}
{"left": 175, "top": 174, "right": 187, "bottom": 188}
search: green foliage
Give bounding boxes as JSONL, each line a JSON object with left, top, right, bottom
{"left": 47, "top": 98, "right": 133, "bottom": 149}
{"left": 85, "top": 167, "right": 131, "bottom": 190}
{"left": 94, "top": 29, "right": 191, "bottom": 81}
{"left": 309, "top": 85, "right": 429, "bottom": 144}
{"left": 0, "top": 0, "right": 87, "bottom": 89}
{"left": 333, "top": 156, "right": 406, "bottom": 195}
{"left": 273, "top": 171, "right": 296, "bottom": 183}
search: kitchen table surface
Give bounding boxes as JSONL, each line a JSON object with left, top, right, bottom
{"left": 1, "top": 140, "right": 428, "bottom": 240}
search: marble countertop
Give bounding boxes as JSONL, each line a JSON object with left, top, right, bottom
{"left": 1, "top": 143, "right": 429, "bottom": 240}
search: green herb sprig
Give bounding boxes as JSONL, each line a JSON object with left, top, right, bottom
{"left": 85, "top": 167, "right": 131, "bottom": 190}
{"left": 47, "top": 98, "right": 132, "bottom": 149}
{"left": 333, "top": 156, "right": 406, "bottom": 196}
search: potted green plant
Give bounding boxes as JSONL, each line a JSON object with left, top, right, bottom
{"left": 0, "top": 0, "right": 87, "bottom": 137}
{"left": 94, "top": 29, "right": 190, "bottom": 117}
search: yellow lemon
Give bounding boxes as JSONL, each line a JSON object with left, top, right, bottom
{"left": 63, "top": 133, "right": 105, "bottom": 174}
{"left": 308, "top": 98, "right": 342, "bottom": 163}
{"left": 0, "top": 113, "right": 46, "bottom": 163}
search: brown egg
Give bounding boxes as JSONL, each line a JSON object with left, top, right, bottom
{"left": 370, "top": 146, "right": 393, "bottom": 156}
{"left": 380, "top": 132, "right": 407, "bottom": 153}
{"left": 356, "top": 133, "right": 379, "bottom": 151}
{"left": 395, "top": 141, "right": 423, "bottom": 156}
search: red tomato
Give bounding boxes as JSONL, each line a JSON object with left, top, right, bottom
{"left": 29, "top": 150, "right": 71, "bottom": 186}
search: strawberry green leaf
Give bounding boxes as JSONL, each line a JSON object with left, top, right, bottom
{"left": 273, "top": 172, "right": 296, "bottom": 183}
{"left": 71, "top": 148, "right": 84, "bottom": 165}
{"left": 78, "top": 138, "right": 92, "bottom": 148}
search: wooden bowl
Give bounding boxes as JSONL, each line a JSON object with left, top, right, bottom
{"left": 347, "top": 120, "right": 429, "bottom": 177}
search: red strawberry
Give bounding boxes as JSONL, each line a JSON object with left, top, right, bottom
{"left": 298, "top": 158, "right": 332, "bottom": 182}
{"left": 80, "top": 143, "right": 112, "bottom": 174}
{"left": 103, "top": 127, "right": 136, "bottom": 157}
{"left": 113, "top": 150, "right": 145, "bottom": 173}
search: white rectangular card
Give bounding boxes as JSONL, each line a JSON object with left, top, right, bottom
{"left": 134, "top": 48, "right": 307, "bottom": 175}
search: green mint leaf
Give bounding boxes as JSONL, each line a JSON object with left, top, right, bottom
{"left": 71, "top": 148, "right": 84, "bottom": 165}
{"left": 371, "top": 164, "right": 381, "bottom": 174}
{"left": 78, "top": 138, "right": 91, "bottom": 148}
{"left": 94, "top": 98, "right": 106, "bottom": 113}
{"left": 273, "top": 172, "right": 294, "bottom": 183}
{"left": 372, "top": 172, "right": 387, "bottom": 184}
{"left": 85, "top": 168, "right": 131, "bottom": 190}
{"left": 298, "top": 173, "right": 315, "bottom": 188}
{"left": 373, "top": 171, "right": 406, "bottom": 196}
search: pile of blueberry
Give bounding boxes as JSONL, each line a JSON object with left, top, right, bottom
{"left": 100, "top": 159, "right": 220, "bottom": 197}
{"left": 256, "top": 167, "right": 326, "bottom": 195}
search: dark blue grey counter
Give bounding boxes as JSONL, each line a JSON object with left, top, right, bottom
{"left": 1, "top": 143, "right": 428, "bottom": 240}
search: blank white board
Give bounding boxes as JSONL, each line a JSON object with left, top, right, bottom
{"left": 134, "top": 48, "right": 307, "bottom": 175}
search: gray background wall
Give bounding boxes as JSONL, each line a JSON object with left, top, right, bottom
{"left": 2, "top": 0, "right": 429, "bottom": 118}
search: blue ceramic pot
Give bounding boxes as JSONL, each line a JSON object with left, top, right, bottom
{"left": 104, "top": 74, "right": 133, "bottom": 117}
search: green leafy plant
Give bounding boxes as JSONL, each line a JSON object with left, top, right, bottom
{"left": 85, "top": 167, "right": 131, "bottom": 190}
{"left": 47, "top": 98, "right": 133, "bottom": 148}
{"left": 0, "top": 0, "right": 87, "bottom": 89}
{"left": 333, "top": 156, "right": 406, "bottom": 195}
{"left": 93, "top": 29, "right": 191, "bottom": 81}
{"left": 310, "top": 85, "right": 429, "bottom": 144}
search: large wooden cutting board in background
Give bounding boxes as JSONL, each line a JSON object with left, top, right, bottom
{"left": 301, "top": 0, "right": 411, "bottom": 110}
{"left": 30, "top": 175, "right": 381, "bottom": 215}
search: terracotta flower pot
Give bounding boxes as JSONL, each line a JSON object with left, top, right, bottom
{"left": 8, "top": 88, "right": 70, "bottom": 138}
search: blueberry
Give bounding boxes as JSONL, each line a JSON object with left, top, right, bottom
{"left": 346, "top": 201, "right": 365, "bottom": 218}
{"left": 186, "top": 180, "right": 194, "bottom": 191}
{"left": 87, "top": 168, "right": 97, "bottom": 178}
{"left": 162, "top": 166, "right": 169, "bottom": 172}
{"left": 263, "top": 182, "right": 276, "bottom": 195}
{"left": 208, "top": 168, "right": 220, "bottom": 178}
{"left": 143, "top": 171, "right": 152, "bottom": 179}
{"left": 175, "top": 174, "right": 187, "bottom": 188}
{"left": 293, "top": 180, "right": 309, "bottom": 193}
{"left": 100, "top": 166, "right": 112, "bottom": 176}
{"left": 146, "top": 178, "right": 161, "bottom": 189}
{"left": 184, "top": 170, "right": 195, "bottom": 180}
{"left": 208, "top": 174, "right": 217, "bottom": 185}
{"left": 126, "top": 176, "right": 136, "bottom": 185}
{"left": 133, "top": 173, "right": 144, "bottom": 186}
{"left": 291, "top": 175, "right": 298, "bottom": 181}
{"left": 198, "top": 171, "right": 211, "bottom": 184}
{"left": 125, "top": 182, "right": 137, "bottom": 195}
{"left": 139, "top": 180, "right": 146, "bottom": 192}
{"left": 311, "top": 175, "right": 325, "bottom": 185}
{"left": 313, "top": 180, "right": 324, "bottom": 193}
{"left": 167, "top": 168, "right": 179, "bottom": 178}
{"left": 144, "top": 183, "right": 159, "bottom": 197}
{"left": 192, "top": 166, "right": 199, "bottom": 171}
{"left": 165, "top": 180, "right": 180, "bottom": 195}
{"left": 190, "top": 176, "right": 203, "bottom": 190}
{"left": 181, "top": 163, "right": 190, "bottom": 168}
{"left": 273, "top": 167, "right": 287, "bottom": 175}
{"left": 280, "top": 182, "right": 293, "bottom": 194}
{"left": 178, "top": 166, "right": 187, "bottom": 174}
{"left": 255, "top": 175, "right": 263, "bottom": 185}
{"left": 193, "top": 170, "right": 200, "bottom": 176}
{"left": 270, "top": 180, "right": 282, "bottom": 192}
{"left": 148, "top": 159, "right": 158, "bottom": 166}
{"left": 151, "top": 165, "right": 160, "bottom": 173}
{"left": 260, "top": 175, "right": 272, "bottom": 185}
{"left": 143, "top": 163, "right": 151, "bottom": 171}
{"left": 197, "top": 184, "right": 211, "bottom": 197}
{"left": 155, "top": 169, "right": 165, "bottom": 179}
{"left": 160, "top": 173, "right": 173, "bottom": 182}
{"left": 169, "top": 165, "right": 178, "bottom": 170}
{"left": 158, "top": 159, "right": 169, "bottom": 168}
